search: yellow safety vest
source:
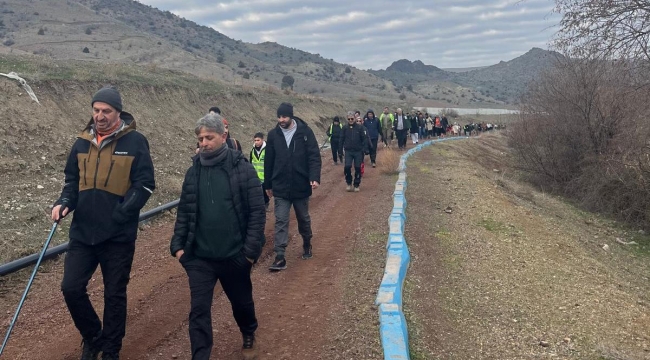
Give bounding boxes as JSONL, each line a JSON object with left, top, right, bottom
{"left": 250, "top": 147, "right": 265, "bottom": 181}
{"left": 328, "top": 123, "right": 342, "bottom": 141}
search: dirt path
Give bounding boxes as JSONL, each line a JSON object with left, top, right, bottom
{"left": 0, "top": 149, "right": 387, "bottom": 360}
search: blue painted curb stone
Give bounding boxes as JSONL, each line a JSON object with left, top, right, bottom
{"left": 376, "top": 136, "right": 469, "bottom": 360}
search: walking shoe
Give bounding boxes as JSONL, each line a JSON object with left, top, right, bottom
{"left": 269, "top": 256, "right": 287, "bottom": 271}
{"left": 101, "top": 353, "right": 119, "bottom": 360}
{"left": 302, "top": 244, "right": 313, "bottom": 259}
{"left": 346, "top": 184, "right": 353, "bottom": 192}
{"left": 80, "top": 335, "right": 101, "bottom": 360}
{"left": 242, "top": 334, "right": 258, "bottom": 360}
{"left": 371, "top": 162, "right": 376, "bottom": 168}
{"left": 354, "top": 187, "right": 360, "bottom": 192}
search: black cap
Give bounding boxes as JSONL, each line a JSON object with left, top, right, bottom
{"left": 277, "top": 102, "right": 293, "bottom": 118}
{"left": 333, "top": 116, "right": 340, "bottom": 123}
{"left": 91, "top": 87, "right": 122, "bottom": 112}
{"left": 208, "top": 106, "right": 221, "bottom": 114}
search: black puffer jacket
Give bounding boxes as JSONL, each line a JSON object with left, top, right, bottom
{"left": 169, "top": 148, "right": 266, "bottom": 261}
{"left": 264, "top": 117, "right": 322, "bottom": 200}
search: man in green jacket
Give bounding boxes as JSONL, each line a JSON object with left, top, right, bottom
{"left": 379, "top": 106, "right": 394, "bottom": 147}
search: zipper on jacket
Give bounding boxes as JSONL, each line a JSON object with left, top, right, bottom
{"left": 104, "top": 160, "right": 115, "bottom": 187}
{"left": 93, "top": 154, "right": 100, "bottom": 188}
{"left": 83, "top": 159, "right": 88, "bottom": 186}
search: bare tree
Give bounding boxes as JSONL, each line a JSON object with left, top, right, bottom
{"left": 550, "top": 0, "right": 650, "bottom": 61}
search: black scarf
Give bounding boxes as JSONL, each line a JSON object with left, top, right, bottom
{"left": 199, "top": 144, "right": 228, "bottom": 167}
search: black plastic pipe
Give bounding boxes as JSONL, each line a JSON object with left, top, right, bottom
{"left": 0, "top": 199, "right": 180, "bottom": 277}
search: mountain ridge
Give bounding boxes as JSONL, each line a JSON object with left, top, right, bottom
{"left": 0, "top": 0, "right": 558, "bottom": 106}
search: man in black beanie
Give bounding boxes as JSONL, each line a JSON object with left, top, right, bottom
{"left": 264, "top": 102, "right": 322, "bottom": 270}
{"left": 52, "top": 86, "right": 155, "bottom": 360}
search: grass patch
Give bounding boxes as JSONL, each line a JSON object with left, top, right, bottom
{"left": 376, "top": 148, "right": 401, "bottom": 175}
{"left": 365, "top": 231, "right": 385, "bottom": 245}
{"left": 478, "top": 217, "right": 507, "bottom": 232}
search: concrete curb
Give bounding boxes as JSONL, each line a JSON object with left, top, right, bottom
{"left": 376, "top": 136, "right": 468, "bottom": 359}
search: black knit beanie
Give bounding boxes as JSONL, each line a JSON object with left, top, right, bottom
{"left": 277, "top": 102, "right": 293, "bottom": 118}
{"left": 333, "top": 116, "right": 340, "bottom": 123}
{"left": 91, "top": 87, "right": 123, "bottom": 112}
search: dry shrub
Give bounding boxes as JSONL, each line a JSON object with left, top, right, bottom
{"left": 509, "top": 56, "right": 650, "bottom": 226}
{"left": 377, "top": 148, "right": 401, "bottom": 175}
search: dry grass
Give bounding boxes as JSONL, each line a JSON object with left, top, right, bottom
{"left": 404, "top": 134, "right": 650, "bottom": 359}
{"left": 376, "top": 148, "right": 401, "bottom": 175}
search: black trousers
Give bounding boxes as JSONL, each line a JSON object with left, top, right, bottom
{"left": 330, "top": 138, "right": 343, "bottom": 163}
{"left": 344, "top": 150, "right": 363, "bottom": 187}
{"left": 61, "top": 239, "right": 136, "bottom": 354}
{"left": 395, "top": 129, "right": 408, "bottom": 149}
{"left": 181, "top": 253, "right": 257, "bottom": 360}
{"left": 368, "top": 138, "right": 378, "bottom": 162}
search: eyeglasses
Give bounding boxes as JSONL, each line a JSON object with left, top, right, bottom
{"left": 347, "top": 118, "right": 355, "bottom": 120}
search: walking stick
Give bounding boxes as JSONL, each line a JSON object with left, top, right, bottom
{"left": 319, "top": 136, "right": 330, "bottom": 150}
{"left": 0, "top": 221, "right": 58, "bottom": 356}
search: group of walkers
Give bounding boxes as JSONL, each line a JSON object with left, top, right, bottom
{"left": 51, "top": 87, "right": 320, "bottom": 360}
{"left": 325, "top": 106, "right": 467, "bottom": 192}
{"left": 45, "top": 88, "right": 498, "bottom": 360}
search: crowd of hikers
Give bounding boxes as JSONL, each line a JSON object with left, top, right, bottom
{"left": 46, "top": 88, "right": 502, "bottom": 360}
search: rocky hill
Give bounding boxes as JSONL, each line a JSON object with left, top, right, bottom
{"left": 0, "top": 0, "right": 557, "bottom": 107}
{"left": 370, "top": 48, "right": 563, "bottom": 105}
{"left": 0, "top": 0, "right": 398, "bottom": 103}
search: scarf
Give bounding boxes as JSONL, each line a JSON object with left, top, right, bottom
{"left": 199, "top": 144, "right": 228, "bottom": 167}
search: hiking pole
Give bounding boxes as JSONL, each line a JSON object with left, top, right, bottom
{"left": 0, "top": 221, "right": 58, "bottom": 357}
{"left": 319, "top": 137, "right": 330, "bottom": 150}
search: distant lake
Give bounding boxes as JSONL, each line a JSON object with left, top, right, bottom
{"left": 417, "top": 107, "right": 519, "bottom": 115}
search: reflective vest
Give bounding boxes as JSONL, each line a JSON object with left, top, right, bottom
{"left": 380, "top": 113, "right": 394, "bottom": 129}
{"left": 328, "top": 123, "right": 342, "bottom": 140}
{"left": 250, "top": 147, "right": 265, "bottom": 181}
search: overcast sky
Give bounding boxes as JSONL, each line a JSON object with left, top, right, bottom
{"left": 138, "top": 0, "right": 559, "bottom": 70}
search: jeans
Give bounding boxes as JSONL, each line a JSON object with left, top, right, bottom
{"left": 61, "top": 239, "right": 135, "bottom": 354}
{"left": 344, "top": 150, "right": 363, "bottom": 187}
{"left": 181, "top": 253, "right": 257, "bottom": 360}
{"left": 273, "top": 197, "right": 312, "bottom": 256}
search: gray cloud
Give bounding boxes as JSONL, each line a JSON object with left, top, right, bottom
{"left": 139, "top": 0, "right": 559, "bottom": 69}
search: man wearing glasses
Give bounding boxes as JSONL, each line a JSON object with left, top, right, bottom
{"left": 340, "top": 111, "right": 368, "bottom": 192}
